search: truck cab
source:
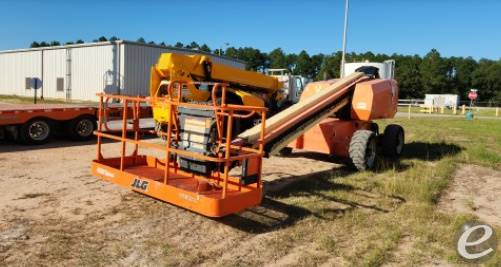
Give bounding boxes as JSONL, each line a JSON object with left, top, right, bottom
{"left": 343, "top": 60, "right": 395, "bottom": 80}
{"left": 266, "top": 68, "right": 309, "bottom": 107}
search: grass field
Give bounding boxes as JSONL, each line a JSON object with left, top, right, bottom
{"left": 242, "top": 117, "right": 501, "bottom": 266}
{"left": 1, "top": 116, "right": 500, "bottom": 266}
{"left": 98, "top": 117, "right": 501, "bottom": 265}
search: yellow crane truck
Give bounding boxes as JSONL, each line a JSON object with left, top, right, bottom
{"left": 150, "top": 53, "right": 305, "bottom": 132}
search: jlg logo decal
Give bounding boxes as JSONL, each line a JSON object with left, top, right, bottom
{"left": 131, "top": 178, "right": 149, "bottom": 191}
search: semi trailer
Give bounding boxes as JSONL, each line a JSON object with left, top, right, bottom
{"left": 0, "top": 102, "right": 151, "bottom": 144}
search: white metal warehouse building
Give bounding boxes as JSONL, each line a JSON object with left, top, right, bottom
{"left": 0, "top": 40, "right": 245, "bottom": 101}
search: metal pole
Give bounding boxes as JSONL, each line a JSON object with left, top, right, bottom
{"left": 33, "top": 79, "right": 37, "bottom": 104}
{"left": 65, "top": 48, "right": 72, "bottom": 101}
{"left": 41, "top": 50, "right": 44, "bottom": 100}
{"left": 340, "top": 0, "right": 349, "bottom": 78}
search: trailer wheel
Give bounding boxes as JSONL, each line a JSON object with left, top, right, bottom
{"left": 349, "top": 130, "right": 377, "bottom": 171}
{"left": 381, "top": 124, "right": 405, "bottom": 157}
{"left": 20, "top": 118, "right": 52, "bottom": 145}
{"left": 66, "top": 115, "right": 96, "bottom": 141}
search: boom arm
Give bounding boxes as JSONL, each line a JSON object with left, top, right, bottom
{"left": 150, "top": 53, "right": 282, "bottom": 100}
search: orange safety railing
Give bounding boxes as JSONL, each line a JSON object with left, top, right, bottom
{"left": 96, "top": 96, "right": 152, "bottom": 133}
{"left": 94, "top": 82, "right": 267, "bottom": 199}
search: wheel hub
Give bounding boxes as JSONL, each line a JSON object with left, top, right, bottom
{"left": 76, "top": 119, "right": 94, "bottom": 137}
{"left": 28, "top": 121, "right": 50, "bottom": 141}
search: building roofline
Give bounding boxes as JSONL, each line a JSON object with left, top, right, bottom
{"left": 119, "top": 40, "right": 246, "bottom": 64}
{"left": 0, "top": 41, "right": 116, "bottom": 54}
{"left": 0, "top": 40, "right": 246, "bottom": 64}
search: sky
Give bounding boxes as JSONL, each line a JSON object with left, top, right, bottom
{"left": 0, "top": 0, "right": 500, "bottom": 60}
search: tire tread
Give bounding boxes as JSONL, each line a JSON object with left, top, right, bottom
{"left": 381, "top": 124, "right": 404, "bottom": 157}
{"left": 349, "top": 130, "right": 375, "bottom": 171}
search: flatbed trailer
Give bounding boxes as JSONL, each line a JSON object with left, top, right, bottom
{"left": 0, "top": 102, "right": 152, "bottom": 144}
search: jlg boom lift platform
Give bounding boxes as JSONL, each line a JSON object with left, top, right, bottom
{"left": 91, "top": 53, "right": 404, "bottom": 217}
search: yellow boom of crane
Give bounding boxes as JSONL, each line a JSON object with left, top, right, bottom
{"left": 150, "top": 53, "right": 286, "bottom": 125}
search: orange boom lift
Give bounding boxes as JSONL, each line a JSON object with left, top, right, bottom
{"left": 91, "top": 56, "right": 404, "bottom": 217}
{"left": 92, "top": 83, "right": 267, "bottom": 217}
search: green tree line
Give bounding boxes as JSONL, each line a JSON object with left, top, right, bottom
{"left": 227, "top": 47, "right": 501, "bottom": 103}
{"left": 29, "top": 38, "right": 501, "bottom": 102}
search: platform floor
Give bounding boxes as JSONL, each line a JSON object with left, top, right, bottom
{"left": 122, "top": 165, "right": 244, "bottom": 199}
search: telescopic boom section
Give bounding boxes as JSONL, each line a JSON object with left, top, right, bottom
{"left": 149, "top": 53, "right": 282, "bottom": 97}
{"left": 236, "top": 72, "right": 368, "bottom": 153}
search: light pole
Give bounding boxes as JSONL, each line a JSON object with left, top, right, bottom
{"left": 340, "top": 0, "right": 349, "bottom": 78}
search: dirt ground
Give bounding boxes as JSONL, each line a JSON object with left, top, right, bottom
{"left": 2, "top": 135, "right": 500, "bottom": 266}
{"left": 0, "top": 139, "right": 341, "bottom": 266}
{"left": 439, "top": 164, "right": 501, "bottom": 227}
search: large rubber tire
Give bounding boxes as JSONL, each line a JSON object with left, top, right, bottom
{"left": 349, "top": 130, "right": 377, "bottom": 171}
{"left": 278, "top": 147, "right": 293, "bottom": 157}
{"left": 381, "top": 124, "right": 405, "bottom": 157}
{"left": 370, "top": 122, "right": 379, "bottom": 135}
{"left": 19, "top": 118, "right": 52, "bottom": 145}
{"left": 65, "top": 115, "right": 97, "bottom": 141}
